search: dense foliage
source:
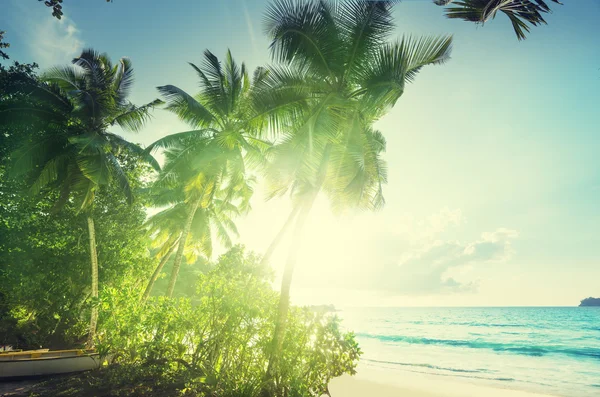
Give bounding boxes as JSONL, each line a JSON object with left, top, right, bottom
{"left": 95, "top": 247, "right": 359, "bottom": 397}
{"left": 0, "top": 156, "right": 153, "bottom": 349}
{"left": 0, "top": 23, "right": 362, "bottom": 396}
{"left": 0, "top": 1, "right": 503, "bottom": 395}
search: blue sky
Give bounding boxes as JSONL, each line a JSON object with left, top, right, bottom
{"left": 2, "top": 0, "right": 600, "bottom": 306}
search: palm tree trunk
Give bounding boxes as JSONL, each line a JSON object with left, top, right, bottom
{"left": 86, "top": 215, "right": 99, "bottom": 347}
{"left": 166, "top": 197, "right": 201, "bottom": 298}
{"left": 265, "top": 146, "right": 331, "bottom": 386}
{"left": 266, "top": 196, "right": 317, "bottom": 379}
{"left": 260, "top": 205, "right": 300, "bottom": 266}
{"left": 141, "top": 239, "right": 178, "bottom": 303}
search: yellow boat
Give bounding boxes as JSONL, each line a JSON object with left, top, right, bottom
{"left": 0, "top": 349, "right": 100, "bottom": 379}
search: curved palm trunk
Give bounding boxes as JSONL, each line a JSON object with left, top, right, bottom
{"left": 166, "top": 197, "right": 201, "bottom": 298}
{"left": 141, "top": 239, "right": 178, "bottom": 303}
{"left": 266, "top": 196, "right": 317, "bottom": 379}
{"left": 86, "top": 215, "right": 99, "bottom": 347}
{"left": 260, "top": 205, "right": 301, "bottom": 266}
{"left": 266, "top": 146, "right": 331, "bottom": 385}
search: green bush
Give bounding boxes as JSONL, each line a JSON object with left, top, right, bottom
{"left": 97, "top": 246, "right": 361, "bottom": 396}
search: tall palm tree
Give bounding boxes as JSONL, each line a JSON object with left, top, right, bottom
{"left": 5, "top": 49, "right": 162, "bottom": 345}
{"left": 146, "top": 50, "right": 267, "bottom": 297}
{"left": 254, "top": 0, "right": 452, "bottom": 376}
{"left": 435, "top": 0, "right": 563, "bottom": 40}
{"left": 141, "top": 157, "right": 249, "bottom": 301}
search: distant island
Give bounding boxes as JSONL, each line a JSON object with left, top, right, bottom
{"left": 579, "top": 297, "right": 600, "bottom": 307}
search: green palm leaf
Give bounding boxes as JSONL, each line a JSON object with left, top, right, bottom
{"left": 109, "top": 98, "right": 164, "bottom": 133}
{"left": 157, "top": 84, "right": 216, "bottom": 127}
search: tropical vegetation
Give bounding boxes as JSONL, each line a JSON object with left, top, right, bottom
{"left": 0, "top": 0, "right": 546, "bottom": 395}
{"left": 255, "top": 0, "right": 452, "bottom": 377}
{"left": 2, "top": 50, "right": 162, "bottom": 345}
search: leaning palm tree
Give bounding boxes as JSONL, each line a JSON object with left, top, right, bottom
{"left": 435, "top": 0, "right": 563, "bottom": 40}
{"left": 141, "top": 167, "right": 248, "bottom": 301}
{"left": 254, "top": 0, "right": 452, "bottom": 377}
{"left": 146, "top": 50, "right": 267, "bottom": 297}
{"left": 5, "top": 49, "right": 162, "bottom": 345}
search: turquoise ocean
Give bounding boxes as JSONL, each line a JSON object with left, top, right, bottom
{"left": 340, "top": 307, "right": 600, "bottom": 397}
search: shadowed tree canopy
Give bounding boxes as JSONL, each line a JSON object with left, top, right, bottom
{"left": 0, "top": 31, "right": 9, "bottom": 60}
{"left": 1, "top": 48, "right": 163, "bottom": 345}
{"left": 435, "top": 0, "right": 564, "bottom": 40}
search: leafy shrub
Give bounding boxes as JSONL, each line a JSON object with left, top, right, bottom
{"left": 0, "top": 170, "right": 152, "bottom": 350}
{"left": 97, "top": 246, "right": 361, "bottom": 396}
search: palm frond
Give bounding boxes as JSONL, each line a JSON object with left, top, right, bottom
{"left": 42, "top": 66, "right": 84, "bottom": 93}
{"left": 76, "top": 178, "right": 97, "bottom": 212}
{"left": 28, "top": 154, "right": 69, "bottom": 195}
{"left": 398, "top": 35, "right": 453, "bottom": 82}
{"left": 109, "top": 98, "right": 164, "bottom": 132}
{"left": 72, "top": 48, "right": 110, "bottom": 90}
{"left": 198, "top": 50, "right": 229, "bottom": 116}
{"left": 107, "top": 152, "right": 133, "bottom": 204}
{"left": 339, "top": 0, "right": 398, "bottom": 81}
{"left": 224, "top": 49, "right": 243, "bottom": 114}
{"left": 441, "top": 0, "right": 562, "bottom": 40}
{"left": 76, "top": 152, "right": 110, "bottom": 186}
{"left": 113, "top": 57, "right": 134, "bottom": 106}
{"left": 9, "top": 135, "right": 65, "bottom": 177}
{"left": 145, "top": 129, "right": 214, "bottom": 154}
{"left": 106, "top": 132, "right": 161, "bottom": 171}
{"left": 158, "top": 84, "right": 215, "bottom": 127}
{"left": 264, "top": 0, "right": 344, "bottom": 78}
{"left": 356, "top": 35, "right": 452, "bottom": 114}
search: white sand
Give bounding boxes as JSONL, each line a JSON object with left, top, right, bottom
{"left": 324, "top": 367, "right": 559, "bottom": 397}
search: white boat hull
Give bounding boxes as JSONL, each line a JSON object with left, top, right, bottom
{"left": 0, "top": 351, "right": 100, "bottom": 379}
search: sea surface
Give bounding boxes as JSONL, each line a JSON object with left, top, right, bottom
{"left": 339, "top": 307, "right": 600, "bottom": 397}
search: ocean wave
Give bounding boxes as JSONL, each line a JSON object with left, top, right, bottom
{"left": 362, "top": 359, "right": 516, "bottom": 383}
{"left": 356, "top": 333, "right": 600, "bottom": 360}
{"left": 407, "top": 320, "right": 536, "bottom": 329}
{"left": 363, "top": 358, "right": 486, "bottom": 374}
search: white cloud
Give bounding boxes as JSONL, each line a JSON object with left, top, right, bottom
{"left": 390, "top": 228, "right": 519, "bottom": 294}
{"left": 290, "top": 205, "right": 518, "bottom": 297}
{"left": 29, "top": 16, "right": 83, "bottom": 67}
{"left": 9, "top": 0, "right": 84, "bottom": 68}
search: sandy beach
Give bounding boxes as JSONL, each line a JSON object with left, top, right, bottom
{"left": 324, "top": 367, "right": 559, "bottom": 397}
{"left": 0, "top": 369, "right": 563, "bottom": 397}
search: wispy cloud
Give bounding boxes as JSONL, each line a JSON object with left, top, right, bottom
{"left": 10, "top": 0, "right": 83, "bottom": 67}
{"left": 391, "top": 228, "right": 519, "bottom": 294}
{"left": 294, "top": 207, "right": 518, "bottom": 296}
{"left": 29, "top": 16, "right": 83, "bottom": 67}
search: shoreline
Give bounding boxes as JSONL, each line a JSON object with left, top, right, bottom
{"left": 325, "top": 366, "right": 561, "bottom": 397}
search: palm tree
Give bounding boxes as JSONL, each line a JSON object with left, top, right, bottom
{"left": 146, "top": 50, "right": 267, "bottom": 297}
{"left": 141, "top": 157, "right": 249, "bottom": 301}
{"left": 5, "top": 49, "right": 162, "bottom": 345}
{"left": 254, "top": 0, "right": 452, "bottom": 376}
{"left": 435, "top": 0, "right": 563, "bottom": 40}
